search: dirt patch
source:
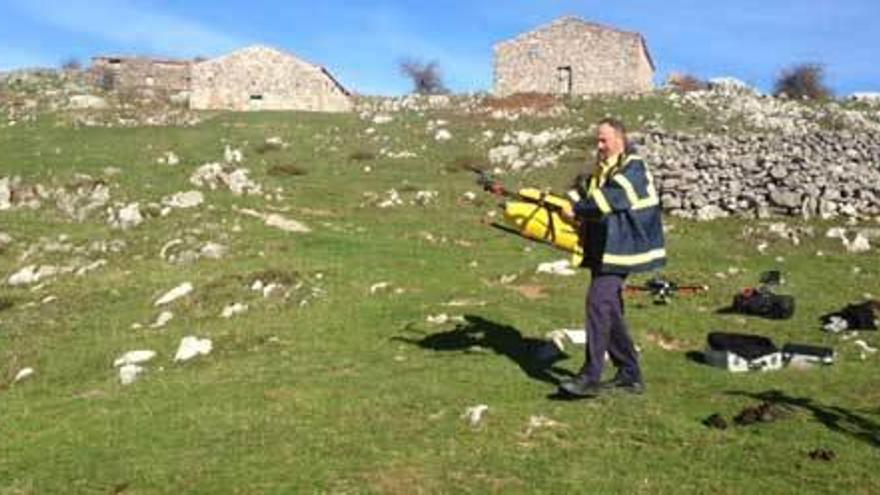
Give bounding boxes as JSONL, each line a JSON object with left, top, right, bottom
{"left": 646, "top": 331, "right": 687, "bottom": 351}
{"left": 510, "top": 284, "right": 548, "bottom": 300}
{"left": 734, "top": 402, "right": 789, "bottom": 425}
{"left": 268, "top": 164, "right": 308, "bottom": 176}
{"left": 0, "top": 297, "right": 14, "bottom": 312}
{"left": 349, "top": 149, "right": 377, "bottom": 162}
{"left": 363, "top": 465, "right": 437, "bottom": 495}
{"left": 482, "top": 92, "right": 562, "bottom": 113}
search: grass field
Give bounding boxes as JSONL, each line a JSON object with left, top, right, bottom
{"left": 1, "top": 103, "right": 879, "bottom": 494}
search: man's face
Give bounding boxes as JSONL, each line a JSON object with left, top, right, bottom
{"left": 596, "top": 124, "right": 624, "bottom": 161}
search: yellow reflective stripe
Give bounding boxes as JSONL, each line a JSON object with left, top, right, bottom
{"left": 591, "top": 188, "right": 612, "bottom": 214}
{"left": 612, "top": 174, "right": 640, "bottom": 205}
{"left": 611, "top": 163, "right": 660, "bottom": 211}
{"left": 603, "top": 248, "right": 666, "bottom": 266}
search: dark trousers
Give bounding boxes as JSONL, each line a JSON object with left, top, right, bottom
{"left": 583, "top": 272, "right": 642, "bottom": 383}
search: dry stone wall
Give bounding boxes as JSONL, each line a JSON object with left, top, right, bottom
{"left": 640, "top": 129, "right": 880, "bottom": 220}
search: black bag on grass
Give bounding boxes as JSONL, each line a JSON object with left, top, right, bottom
{"left": 733, "top": 287, "right": 794, "bottom": 320}
{"left": 821, "top": 301, "right": 879, "bottom": 331}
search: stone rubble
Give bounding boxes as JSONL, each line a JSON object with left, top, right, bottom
{"left": 174, "top": 336, "right": 213, "bottom": 362}
{"left": 154, "top": 282, "right": 194, "bottom": 306}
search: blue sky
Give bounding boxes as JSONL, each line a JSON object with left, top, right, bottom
{"left": 1, "top": 0, "right": 877, "bottom": 95}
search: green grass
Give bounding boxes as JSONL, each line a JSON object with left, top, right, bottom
{"left": 1, "top": 107, "right": 878, "bottom": 494}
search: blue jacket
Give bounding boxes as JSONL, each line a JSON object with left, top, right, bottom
{"left": 569, "top": 153, "right": 666, "bottom": 274}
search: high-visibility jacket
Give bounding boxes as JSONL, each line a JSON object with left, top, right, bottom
{"left": 568, "top": 153, "right": 666, "bottom": 274}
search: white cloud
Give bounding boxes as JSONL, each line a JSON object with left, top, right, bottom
{"left": 9, "top": 0, "right": 245, "bottom": 58}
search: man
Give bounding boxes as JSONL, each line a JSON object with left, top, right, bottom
{"left": 558, "top": 118, "right": 666, "bottom": 398}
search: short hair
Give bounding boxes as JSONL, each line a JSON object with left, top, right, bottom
{"left": 598, "top": 117, "right": 626, "bottom": 138}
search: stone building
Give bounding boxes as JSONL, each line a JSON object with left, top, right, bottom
{"left": 90, "top": 56, "right": 192, "bottom": 93}
{"left": 493, "top": 16, "right": 655, "bottom": 97}
{"left": 189, "top": 45, "right": 352, "bottom": 112}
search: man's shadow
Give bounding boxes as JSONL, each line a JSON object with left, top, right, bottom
{"left": 727, "top": 389, "right": 880, "bottom": 448}
{"left": 394, "top": 314, "right": 575, "bottom": 385}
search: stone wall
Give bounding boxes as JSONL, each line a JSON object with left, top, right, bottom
{"left": 189, "top": 45, "right": 352, "bottom": 113}
{"left": 494, "top": 17, "right": 654, "bottom": 97}
{"left": 639, "top": 129, "right": 880, "bottom": 220}
{"left": 90, "top": 57, "right": 192, "bottom": 93}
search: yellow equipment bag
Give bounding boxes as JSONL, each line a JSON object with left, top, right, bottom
{"left": 502, "top": 188, "right": 584, "bottom": 265}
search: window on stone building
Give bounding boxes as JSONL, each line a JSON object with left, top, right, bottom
{"left": 250, "top": 94, "right": 264, "bottom": 101}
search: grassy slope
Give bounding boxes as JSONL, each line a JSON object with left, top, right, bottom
{"left": 0, "top": 103, "right": 878, "bottom": 494}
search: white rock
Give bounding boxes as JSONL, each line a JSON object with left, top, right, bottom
{"left": 221, "top": 302, "right": 248, "bottom": 319}
{"left": 0, "top": 177, "right": 10, "bottom": 210}
{"left": 224, "top": 145, "right": 243, "bottom": 163}
{"left": 854, "top": 340, "right": 877, "bottom": 354}
{"left": 118, "top": 364, "right": 145, "bottom": 385}
{"left": 427, "top": 313, "right": 450, "bottom": 324}
{"left": 163, "top": 190, "right": 204, "bottom": 209}
{"left": 174, "top": 336, "right": 213, "bottom": 362}
{"left": 264, "top": 214, "right": 311, "bottom": 233}
{"left": 462, "top": 404, "right": 489, "bottom": 427}
{"left": 75, "top": 259, "right": 107, "bottom": 276}
{"left": 14, "top": 367, "right": 34, "bottom": 383}
{"left": 536, "top": 259, "right": 576, "bottom": 276}
{"left": 8, "top": 265, "right": 59, "bottom": 286}
{"left": 158, "top": 151, "right": 180, "bottom": 166}
{"left": 826, "top": 227, "right": 847, "bottom": 239}
{"left": 154, "top": 282, "right": 194, "bottom": 306}
{"left": 68, "top": 94, "right": 109, "bottom": 109}
{"left": 369, "top": 282, "right": 390, "bottom": 294}
{"left": 237, "top": 207, "right": 311, "bottom": 233}
{"left": 262, "top": 283, "right": 283, "bottom": 298}
{"left": 372, "top": 114, "right": 393, "bottom": 124}
{"left": 0, "top": 231, "right": 12, "bottom": 245}
{"left": 199, "top": 242, "right": 227, "bottom": 259}
{"left": 488, "top": 144, "right": 520, "bottom": 166}
{"left": 149, "top": 311, "right": 174, "bottom": 328}
{"left": 113, "top": 350, "right": 157, "bottom": 367}
{"left": 845, "top": 233, "right": 871, "bottom": 253}
{"left": 110, "top": 203, "right": 143, "bottom": 230}
{"left": 434, "top": 129, "right": 452, "bottom": 141}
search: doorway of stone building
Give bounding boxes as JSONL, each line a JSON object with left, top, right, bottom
{"left": 249, "top": 93, "right": 264, "bottom": 111}
{"left": 556, "top": 66, "right": 572, "bottom": 96}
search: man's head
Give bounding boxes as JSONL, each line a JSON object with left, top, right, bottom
{"left": 596, "top": 118, "right": 627, "bottom": 161}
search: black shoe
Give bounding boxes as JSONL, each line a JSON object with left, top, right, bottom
{"left": 602, "top": 374, "right": 645, "bottom": 395}
{"left": 558, "top": 375, "right": 604, "bottom": 398}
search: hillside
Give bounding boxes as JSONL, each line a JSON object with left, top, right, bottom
{"left": 1, "top": 80, "right": 880, "bottom": 493}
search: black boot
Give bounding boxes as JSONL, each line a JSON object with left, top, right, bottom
{"left": 558, "top": 374, "right": 604, "bottom": 398}
{"left": 602, "top": 372, "right": 645, "bottom": 395}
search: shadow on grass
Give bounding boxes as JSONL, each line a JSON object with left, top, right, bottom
{"left": 394, "top": 314, "right": 574, "bottom": 385}
{"left": 727, "top": 389, "right": 880, "bottom": 448}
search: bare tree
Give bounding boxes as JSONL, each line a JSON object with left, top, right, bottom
{"left": 774, "top": 63, "right": 831, "bottom": 100}
{"left": 399, "top": 57, "right": 448, "bottom": 95}
{"left": 61, "top": 57, "right": 82, "bottom": 71}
